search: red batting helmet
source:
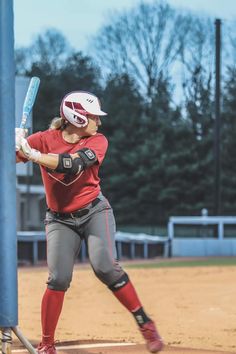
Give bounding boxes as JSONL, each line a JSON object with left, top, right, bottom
{"left": 60, "top": 91, "right": 107, "bottom": 128}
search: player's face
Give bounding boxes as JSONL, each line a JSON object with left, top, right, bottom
{"left": 69, "top": 115, "right": 101, "bottom": 137}
{"left": 81, "top": 115, "right": 101, "bottom": 136}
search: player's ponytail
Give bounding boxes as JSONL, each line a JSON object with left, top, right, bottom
{"left": 49, "top": 117, "right": 67, "bottom": 130}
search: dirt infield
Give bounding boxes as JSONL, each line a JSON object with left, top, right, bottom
{"left": 11, "top": 342, "right": 236, "bottom": 354}
{"left": 16, "top": 260, "right": 236, "bottom": 353}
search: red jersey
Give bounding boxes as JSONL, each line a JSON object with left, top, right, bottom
{"left": 25, "top": 130, "right": 108, "bottom": 212}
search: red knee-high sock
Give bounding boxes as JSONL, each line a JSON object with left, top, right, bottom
{"left": 41, "top": 288, "right": 65, "bottom": 345}
{"left": 112, "top": 280, "right": 142, "bottom": 312}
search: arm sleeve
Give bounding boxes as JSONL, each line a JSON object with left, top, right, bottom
{"left": 84, "top": 134, "right": 108, "bottom": 165}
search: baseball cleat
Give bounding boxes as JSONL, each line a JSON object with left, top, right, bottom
{"left": 37, "top": 343, "right": 57, "bottom": 354}
{"left": 139, "top": 320, "right": 164, "bottom": 353}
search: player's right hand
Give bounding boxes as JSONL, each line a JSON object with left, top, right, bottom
{"left": 20, "top": 137, "right": 41, "bottom": 162}
{"left": 15, "top": 128, "right": 28, "bottom": 151}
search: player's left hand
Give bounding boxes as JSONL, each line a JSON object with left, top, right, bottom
{"left": 15, "top": 128, "right": 28, "bottom": 151}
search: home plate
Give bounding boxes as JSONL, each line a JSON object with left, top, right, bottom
{"left": 58, "top": 342, "right": 136, "bottom": 350}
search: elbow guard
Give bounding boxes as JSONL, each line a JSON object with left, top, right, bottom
{"left": 55, "top": 153, "right": 85, "bottom": 175}
{"left": 76, "top": 148, "right": 97, "bottom": 168}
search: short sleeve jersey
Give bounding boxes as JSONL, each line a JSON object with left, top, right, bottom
{"left": 25, "top": 129, "right": 108, "bottom": 212}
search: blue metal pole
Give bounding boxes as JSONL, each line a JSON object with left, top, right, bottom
{"left": 0, "top": 0, "right": 18, "bottom": 327}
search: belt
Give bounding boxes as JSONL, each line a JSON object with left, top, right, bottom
{"left": 50, "top": 197, "right": 101, "bottom": 218}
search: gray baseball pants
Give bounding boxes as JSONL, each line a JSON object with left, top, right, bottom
{"left": 44, "top": 194, "right": 125, "bottom": 291}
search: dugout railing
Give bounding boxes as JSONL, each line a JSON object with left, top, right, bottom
{"left": 17, "top": 231, "right": 170, "bottom": 265}
{"left": 115, "top": 231, "right": 170, "bottom": 259}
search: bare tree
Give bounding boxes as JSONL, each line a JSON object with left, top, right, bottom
{"left": 91, "top": 0, "right": 188, "bottom": 100}
{"left": 15, "top": 46, "right": 32, "bottom": 75}
{"left": 178, "top": 15, "right": 215, "bottom": 138}
{"left": 15, "top": 28, "right": 73, "bottom": 75}
{"left": 225, "top": 20, "right": 236, "bottom": 70}
{"left": 31, "top": 29, "right": 72, "bottom": 72}
{"left": 180, "top": 15, "right": 215, "bottom": 99}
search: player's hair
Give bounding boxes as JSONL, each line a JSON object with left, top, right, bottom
{"left": 49, "top": 117, "right": 67, "bottom": 130}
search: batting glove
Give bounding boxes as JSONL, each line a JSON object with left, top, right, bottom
{"left": 15, "top": 128, "right": 28, "bottom": 151}
{"left": 20, "top": 137, "right": 41, "bottom": 162}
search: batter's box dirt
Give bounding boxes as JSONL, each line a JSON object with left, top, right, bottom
{"left": 12, "top": 341, "right": 235, "bottom": 354}
{"left": 17, "top": 265, "right": 236, "bottom": 353}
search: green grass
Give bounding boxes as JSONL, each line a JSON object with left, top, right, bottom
{"left": 124, "top": 257, "right": 236, "bottom": 268}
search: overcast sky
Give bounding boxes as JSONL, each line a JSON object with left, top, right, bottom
{"left": 14, "top": 0, "right": 236, "bottom": 51}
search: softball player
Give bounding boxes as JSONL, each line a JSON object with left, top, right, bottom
{"left": 16, "top": 91, "right": 163, "bottom": 354}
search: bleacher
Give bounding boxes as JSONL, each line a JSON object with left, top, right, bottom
{"left": 168, "top": 216, "right": 236, "bottom": 256}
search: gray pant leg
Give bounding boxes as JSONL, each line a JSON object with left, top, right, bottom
{"left": 84, "top": 202, "right": 124, "bottom": 286}
{"left": 46, "top": 221, "right": 82, "bottom": 291}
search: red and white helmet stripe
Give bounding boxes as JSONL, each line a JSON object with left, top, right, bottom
{"left": 60, "top": 91, "right": 107, "bottom": 128}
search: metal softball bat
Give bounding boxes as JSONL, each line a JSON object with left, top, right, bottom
{"left": 20, "top": 76, "right": 40, "bottom": 129}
